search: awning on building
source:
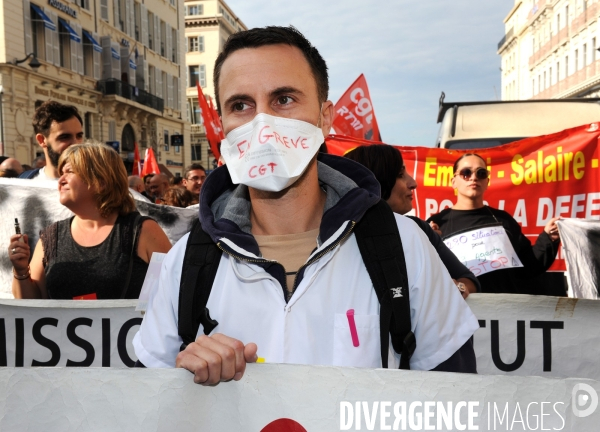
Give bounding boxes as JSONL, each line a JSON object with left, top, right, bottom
{"left": 82, "top": 30, "right": 102, "bottom": 53}
{"left": 30, "top": 4, "right": 56, "bottom": 31}
{"left": 58, "top": 18, "right": 81, "bottom": 43}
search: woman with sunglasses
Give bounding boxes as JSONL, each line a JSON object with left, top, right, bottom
{"left": 427, "top": 154, "right": 560, "bottom": 294}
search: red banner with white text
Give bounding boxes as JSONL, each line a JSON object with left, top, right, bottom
{"left": 326, "top": 124, "right": 600, "bottom": 271}
{"left": 332, "top": 74, "right": 382, "bottom": 141}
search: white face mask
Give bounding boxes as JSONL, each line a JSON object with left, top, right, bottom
{"left": 220, "top": 113, "right": 325, "bottom": 192}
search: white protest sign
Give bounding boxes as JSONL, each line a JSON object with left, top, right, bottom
{"left": 0, "top": 300, "right": 140, "bottom": 367}
{"left": 0, "top": 178, "right": 198, "bottom": 298}
{"left": 1, "top": 364, "right": 599, "bottom": 431}
{"left": 443, "top": 225, "right": 523, "bottom": 276}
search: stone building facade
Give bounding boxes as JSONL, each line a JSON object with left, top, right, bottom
{"left": 0, "top": 0, "right": 189, "bottom": 176}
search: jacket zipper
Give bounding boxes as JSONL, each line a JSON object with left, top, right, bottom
{"left": 216, "top": 220, "right": 357, "bottom": 301}
{"left": 290, "top": 221, "right": 357, "bottom": 292}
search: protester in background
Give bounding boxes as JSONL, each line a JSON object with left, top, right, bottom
{"left": 0, "top": 158, "right": 24, "bottom": 176}
{"left": 21, "top": 164, "right": 32, "bottom": 172}
{"left": 163, "top": 187, "right": 195, "bottom": 208}
{"left": 128, "top": 175, "right": 145, "bottom": 194}
{"left": 19, "top": 101, "right": 84, "bottom": 180}
{"left": 345, "top": 144, "right": 479, "bottom": 297}
{"left": 143, "top": 173, "right": 155, "bottom": 196}
{"left": 8, "top": 141, "right": 172, "bottom": 300}
{"left": 171, "top": 176, "right": 183, "bottom": 187}
{"left": 182, "top": 163, "right": 206, "bottom": 199}
{"left": 149, "top": 173, "right": 170, "bottom": 203}
{"left": 427, "top": 153, "right": 560, "bottom": 294}
{"left": 0, "top": 169, "right": 20, "bottom": 178}
{"left": 33, "top": 155, "right": 46, "bottom": 169}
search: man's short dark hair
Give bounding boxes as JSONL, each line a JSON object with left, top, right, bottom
{"left": 213, "top": 26, "right": 329, "bottom": 114}
{"left": 32, "top": 100, "right": 83, "bottom": 136}
{"left": 184, "top": 163, "right": 206, "bottom": 179}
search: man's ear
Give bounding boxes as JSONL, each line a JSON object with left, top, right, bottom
{"left": 36, "top": 133, "right": 47, "bottom": 148}
{"left": 319, "top": 100, "right": 334, "bottom": 137}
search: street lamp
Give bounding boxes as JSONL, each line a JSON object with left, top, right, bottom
{"left": 11, "top": 53, "right": 41, "bottom": 71}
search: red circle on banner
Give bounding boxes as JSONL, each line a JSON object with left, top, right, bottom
{"left": 260, "top": 418, "right": 307, "bottom": 432}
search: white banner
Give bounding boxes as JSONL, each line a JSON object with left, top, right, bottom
{"left": 0, "top": 300, "right": 140, "bottom": 367}
{"left": 557, "top": 218, "right": 600, "bottom": 299}
{"left": 443, "top": 225, "right": 523, "bottom": 277}
{"left": 0, "top": 178, "right": 197, "bottom": 298}
{"left": 1, "top": 295, "right": 600, "bottom": 383}
{"left": 1, "top": 364, "right": 599, "bottom": 431}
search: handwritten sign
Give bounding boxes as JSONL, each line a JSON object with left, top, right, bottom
{"left": 443, "top": 225, "right": 523, "bottom": 276}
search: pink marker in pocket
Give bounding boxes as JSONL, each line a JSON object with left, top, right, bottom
{"left": 346, "top": 309, "right": 360, "bottom": 347}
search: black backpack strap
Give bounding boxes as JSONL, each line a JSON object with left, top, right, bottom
{"left": 178, "top": 219, "right": 222, "bottom": 351}
{"left": 354, "top": 199, "right": 415, "bottom": 370}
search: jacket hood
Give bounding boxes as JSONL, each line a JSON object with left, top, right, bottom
{"left": 198, "top": 153, "right": 381, "bottom": 256}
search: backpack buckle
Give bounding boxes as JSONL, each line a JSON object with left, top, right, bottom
{"left": 200, "top": 307, "right": 219, "bottom": 335}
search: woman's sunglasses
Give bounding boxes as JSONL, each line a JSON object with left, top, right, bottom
{"left": 455, "top": 167, "right": 489, "bottom": 180}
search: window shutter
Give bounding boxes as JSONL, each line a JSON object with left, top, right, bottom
{"left": 113, "top": 0, "right": 119, "bottom": 29}
{"left": 136, "top": 56, "right": 148, "bottom": 91}
{"left": 167, "top": 74, "right": 173, "bottom": 108}
{"left": 149, "top": 65, "right": 155, "bottom": 94}
{"left": 165, "top": 23, "right": 172, "bottom": 61}
{"left": 75, "top": 23, "right": 84, "bottom": 74}
{"left": 23, "top": 0, "right": 33, "bottom": 56}
{"left": 140, "top": 4, "right": 148, "bottom": 46}
{"left": 174, "top": 76, "right": 180, "bottom": 111}
{"left": 49, "top": 10, "right": 60, "bottom": 66}
{"left": 108, "top": 120, "right": 116, "bottom": 141}
{"left": 100, "top": 0, "right": 108, "bottom": 21}
{"left": 92, "top": 32, "right": 101, "bottom": 79}
{"left": 155, "top": 67, "right": 162, "bottom": 98}
{"left": 154, "top": 15, "right": 160, "bottom": 54}
{"left": 70, "top": 21, "right": 79, "bottom": 73}
{"left": 44, "top": 8, "right": 54, "bottom": 64}
{"left": 101, "top": 36, "right": 112, "bottom": 79}
{"left": 112, "top": 41, "right": 121, "bottom": 79}
{"left": 127, "top": 0, "right": 135, "bottom": 38}
{"left": 173, "top": 29, "right": 178, "bottom": 63}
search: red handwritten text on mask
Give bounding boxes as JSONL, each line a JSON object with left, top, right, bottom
{"left": 258, "top": 126, "right": 309, "bottom": 149}
{"left": 249, "top": 163, "right": 277, "bottom": 178}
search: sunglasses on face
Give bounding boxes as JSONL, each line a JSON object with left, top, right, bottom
{"left": 455, "top": 167, "right": 489, "bottom": 180}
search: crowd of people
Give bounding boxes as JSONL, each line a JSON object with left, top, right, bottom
{"left": 3, "top": 26, "right": 567, "bottom": 385}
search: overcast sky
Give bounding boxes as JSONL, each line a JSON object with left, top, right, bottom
{"left": 224, "top": 0, "right": 515, "bottom": 147}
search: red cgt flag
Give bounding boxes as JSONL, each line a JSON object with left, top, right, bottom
{"left": 207, "top": 95, "right": 225, "bottom": 140}
{"left": 140, "top": 148, "right": 160, "bottom": 177}
{"left": 197, "top": 83, "right": 222, "bottom": 159}
{"left": 332, "top": 74, "right": 382, "bottom": 142}
{"left": 132, "top": 142, "right": 142, "bottom": 176}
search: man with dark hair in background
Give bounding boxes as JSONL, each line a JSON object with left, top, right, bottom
{"left": 19, "top": 101, "right": 84, "bottom": 180}
{"left": 182, "top": 163, "right": 206, "bottom": 198}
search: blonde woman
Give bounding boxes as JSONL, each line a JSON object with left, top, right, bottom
{"left": 8, "top": 141, "right": 171, "bottom": 299}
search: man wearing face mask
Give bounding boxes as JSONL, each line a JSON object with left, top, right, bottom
{"left": 133, "top": 26, "right": 479, "bottom": 383}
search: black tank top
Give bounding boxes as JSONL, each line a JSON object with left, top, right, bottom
{"left": 40, "top": 212, "right": 150, "bottom": 299}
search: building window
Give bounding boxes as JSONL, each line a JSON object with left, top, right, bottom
{"left": 100, "top": 0, "right": 109, "bottom": 21}
{"left": 557, "top": 14, "right": 560, "bottom": 31}
{"left": 557, "top": 61, "right": 560, "bottom": 81}
{"left": 188, "top": 36, "right": 204, "bottom": 52}
{"left": 58, "top": 20, "right": 71, "bottom": 68}
{"left": 175, "top": 144, "right": 180, "bottom": 154}
{"left": 575, "top": 49, "right": 579, "bottom": 71}
{"left": 186, "top": 4, "right": 203, "bottom": 15}
{"left": 189, "top": 65, "right": 206, "bottom": 87}
{"left": 584, "top": 44, "right": 587, "bottom": 67}
{"left": 191, "top": 144, "right": 202, "bottom": 160}
{"left": 565, "top": 55, "right": 569, "bottom": 76}
{"left": 191, "top": 99, "right": 201, "bottom": 123}
{"left": 84, "top": 113, "right": 93, "bottom": 138}
{"left": 593, "top": 38, "right": 597, "bottom": 62}
{"left": 163, "top": 129, "right": 169, "bottom": 151}
{"left": 78, "top": 0, "right": 90, "bottom": 10}
{"left": 549, "top": 67, "right": 552, "bottom": 85}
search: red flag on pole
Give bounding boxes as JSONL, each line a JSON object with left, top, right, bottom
{"left": 197, "top": 83, "right": 221, "bottom": 159}
{"left": 208, "top": 95, "right": 225, "bottom": 140}
{"left": 132, "top": 142, "right": 141, "bottom": 176}
{"left": 332, "top": 74, "right": 382, "bottom": 142}
{"left": 140, "top": 148, "right": 160, "bottom": 177}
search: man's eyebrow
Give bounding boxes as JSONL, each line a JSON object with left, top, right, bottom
{"left": 223, "top": 93, "right": 254, "bottom": 107}
{"left": 269, "top": 86, "right": 304, "bottom": 98}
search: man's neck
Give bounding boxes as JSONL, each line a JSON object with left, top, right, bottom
{"left": 453, "top": 196, "right": 485, "bottom": 210}
{"left": 43, "top": 164, "right": 60, "bottom": 179}
{"left": 249, "top": 161, "right": 325, "bottom": 236}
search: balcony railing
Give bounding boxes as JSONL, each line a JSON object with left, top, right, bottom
{"left": 97, "top": 79, "right": 164, "bottom": 112}
{"left": 498, "top": 28, "right": 514, "bottom": 50}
